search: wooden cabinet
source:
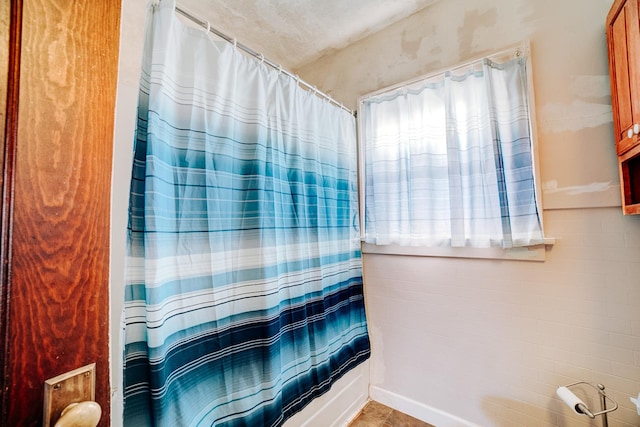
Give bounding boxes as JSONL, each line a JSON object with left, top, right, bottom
{"left": 607, "top": 0, "right": 640, "bottom": 214}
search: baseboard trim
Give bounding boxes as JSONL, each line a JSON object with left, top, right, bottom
{"left": 284, "top": 361, "right": 370, "bottom": 427}
{"left": 369, "top": 386, "right": 481, "bottom": 427}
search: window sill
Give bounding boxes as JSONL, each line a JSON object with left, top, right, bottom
{"left": 360, "top": 238, "right": 555, "bottom": 262}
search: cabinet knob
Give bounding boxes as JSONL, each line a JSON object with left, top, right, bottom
{"left": 634, "top": 123, "right": 640, "bottom": 134}
{"left": 628, "top": 128, "right": 634, "bottom": 138}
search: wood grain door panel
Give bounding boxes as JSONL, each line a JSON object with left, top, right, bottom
{"left": 2, "top": 0, "right": 120, "bottom": 425}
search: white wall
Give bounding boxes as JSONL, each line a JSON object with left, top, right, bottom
{"left": 110, "top": 0, "right": 146, "bottom": 424}
{"left": 110, "top": 2, "right": 369, "bottom": 426}
{"left": 296, "top": 0, "right": 640, "bottom": 426}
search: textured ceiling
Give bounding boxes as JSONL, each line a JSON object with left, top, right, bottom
{"left": 178, "top": 0, "right": 439, "bottom": 70}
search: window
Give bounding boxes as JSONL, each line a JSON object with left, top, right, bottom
{"left": 358, "top": 43, "right": 546, "bottom": 254}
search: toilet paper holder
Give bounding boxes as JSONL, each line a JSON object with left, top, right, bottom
{"left": 556, "top": 381, "right": 618, "bottom": 427}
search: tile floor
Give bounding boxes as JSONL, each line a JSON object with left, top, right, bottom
{"left": 348, "top": 401, "right": 436, "bottom": 427}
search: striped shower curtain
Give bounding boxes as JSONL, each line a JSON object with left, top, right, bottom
{"left": 123, "top": 1, "right": 370, "bottom": 426}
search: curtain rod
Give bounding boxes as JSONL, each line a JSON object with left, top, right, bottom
{"left": 174, "top": 5, "right": 354, "bottom": 116}
{"left": 360, "top": 42, "right": 529, "bottom": 102}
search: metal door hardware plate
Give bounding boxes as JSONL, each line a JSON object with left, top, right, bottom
{"left": 43, "top": 363, "right": 96, "bottom": 427}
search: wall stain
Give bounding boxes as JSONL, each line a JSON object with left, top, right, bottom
{"left": 401, "top": 29, "right": 422, "bottom": 60}
{"left": 457, "top": 8, "right": 498, "bottom": 59}
{"left": 421, "top": 60, "right": 443, "bottom": 76}
{"left": 539, "top": 100, "right": 612, "bottom": 134}
{"left": 542, "top": 180, "right": 615, "bottom": 196}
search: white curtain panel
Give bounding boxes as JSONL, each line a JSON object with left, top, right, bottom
{"left": 361, "top": 58, "right": 544, "bottom": 248}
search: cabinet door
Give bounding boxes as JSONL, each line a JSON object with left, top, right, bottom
{"left": 607, "top": 0, "right": 640, "bottom": 155}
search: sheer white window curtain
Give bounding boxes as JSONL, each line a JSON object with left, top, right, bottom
{"left": 360, "top": 54, "right": 544, "bottom": 249}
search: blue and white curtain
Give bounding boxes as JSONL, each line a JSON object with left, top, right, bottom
{"left": 123, "top": 1, "right": 370, "bottom": 425}
{"left": 360, "top": 57, "right": 544, "bottom": 248}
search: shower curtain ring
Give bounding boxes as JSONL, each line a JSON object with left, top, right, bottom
{"left": 202, "top": 20, "right": 210, "bottom": 34}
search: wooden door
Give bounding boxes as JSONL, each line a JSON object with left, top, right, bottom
{"left": 1, "top": 0, "right": 121, "bottom": 425}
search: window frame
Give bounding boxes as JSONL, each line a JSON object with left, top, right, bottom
{"left": 356, "top": 41, "right": 554, "bottom": 261}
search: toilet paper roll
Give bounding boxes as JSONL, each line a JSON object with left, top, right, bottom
{"left": 556, "top": 386, "right": 588, "bottom": 415}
